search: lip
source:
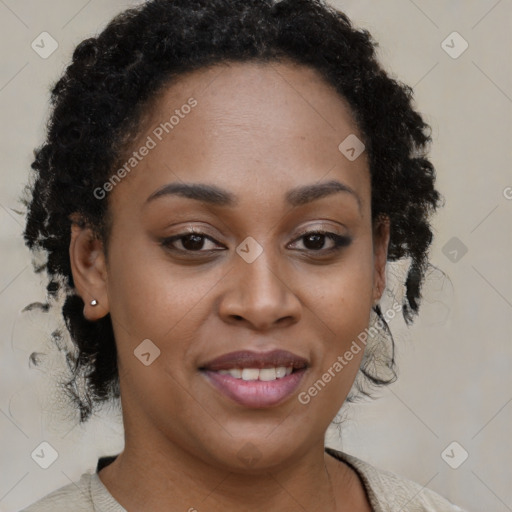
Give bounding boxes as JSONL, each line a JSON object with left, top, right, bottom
{"left": 200, "top": 349, "right": 309, "bottom": 371}
{"left": 199, "top": 350, "right": 309, "bottom": 408}
{"left": 201, "top": 368, "right": 307, "bottom": 408}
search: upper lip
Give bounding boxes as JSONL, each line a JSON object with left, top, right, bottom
{"left": 200, "top": 350, "right": 309, "bottom": 371}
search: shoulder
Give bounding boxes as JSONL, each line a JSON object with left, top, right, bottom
{"left": 19, "top": 473, "right": 94, "bottom": 512}
{"left": 326, "top": 447, "right": 467, "bottom": 512}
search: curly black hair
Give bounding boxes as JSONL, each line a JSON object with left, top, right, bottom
{"left": 23, "top": 0, "right": 441, "bottom": 423}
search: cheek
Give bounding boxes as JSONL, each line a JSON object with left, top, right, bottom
{"left": 310, "top": 243, "right": 374, "bottom": 326}
{"left": 306, "top": 241, "right": 375, "bottom": 382}
{"left": 105, "top": 240, "right": 223, "bottom": 353}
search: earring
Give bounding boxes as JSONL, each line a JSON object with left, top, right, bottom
{"left": 90, "top": 299, "right": 98, "bottom": 306}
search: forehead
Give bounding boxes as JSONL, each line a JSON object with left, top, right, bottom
{"left": 147, "top": 59, "right": 362, "bottom": 147}
{"left": 110, "top": 60, "right": 370, "bottom": 214}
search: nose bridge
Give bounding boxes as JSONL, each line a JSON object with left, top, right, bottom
{"left": 219, "top": 240, "right": 301, "bottom": 329}
{"left": 241, "top": 248, "right": 284, "bottom": 299}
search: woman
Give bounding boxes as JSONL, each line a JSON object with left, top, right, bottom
{"left": 20, "top": 0, "right": 465, "bottom": 510}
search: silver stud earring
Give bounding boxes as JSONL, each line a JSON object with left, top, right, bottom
{"left": 90, "top": 299, "right": 98, "bottom": 306}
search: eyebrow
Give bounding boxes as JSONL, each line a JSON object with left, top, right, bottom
{"left": 145, "top": 179, "right": 362, "bottom": 211}
{"left": 286, "top": 180, "right": 361, "bottom": 211}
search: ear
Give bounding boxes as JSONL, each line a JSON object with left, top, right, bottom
{"left": 372, "top": 215, "right": 390, "bottom": 305}
{"left": 69, "top": 216, "right": 109, "bottom": 321}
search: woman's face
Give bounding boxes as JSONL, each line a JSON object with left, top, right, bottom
{"left": 73, "top": 61, "right": 389, "bottom": 470}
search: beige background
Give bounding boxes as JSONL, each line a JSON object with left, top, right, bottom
{"left": 1, "top": 1, "right": 511, "bottom": 511}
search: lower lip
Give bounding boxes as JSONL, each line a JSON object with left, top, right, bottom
{"left": 201, "top": 369, "right": 307, "bottom": 408}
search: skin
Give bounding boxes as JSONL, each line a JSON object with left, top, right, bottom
{"left": 69, "top": 60, "right": 389, "bottom": 512}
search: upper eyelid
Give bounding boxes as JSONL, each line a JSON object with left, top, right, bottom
{"left": 162, "top": 231, "right": 224, "bottom": 249}
{"left": 287, "top": 230, "right": 350, "bottom": 250}
{"left": 164, "top": 228, "right": 348, "bottom": 251}
{"left": 172, "top": 227, "right": 345, "bottom": 240}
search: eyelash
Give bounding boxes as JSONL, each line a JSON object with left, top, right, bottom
{"left": 160, "top": 228, "right": 352, "bottom": 256}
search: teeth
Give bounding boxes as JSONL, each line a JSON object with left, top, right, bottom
{"left": 275, "top": 367, "right": 287, "bottom": 378}
{"left": 218, "top": 368, "right": 242, "bottom": 378}
{"left": 217, "top": 366, "right": 294, "bottom": 381}
{"left": 259, "top": 368, "right": 276, "bottom": 381}
{"left": 242, "top": 368, "right": 260, "bottom": 381}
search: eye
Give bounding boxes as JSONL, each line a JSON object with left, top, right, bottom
{"left": 160, "top": 228, "right": 351, "bottom": 256}
{"left": 161, "top": 230, "right": 225, "bottom": 253}
{"left": 288, "top": 230, "right": 352, "bottom": 253}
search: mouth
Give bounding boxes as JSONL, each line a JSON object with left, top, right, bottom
{"left": 199, "top": 350, "right": 309, "bottom": 408}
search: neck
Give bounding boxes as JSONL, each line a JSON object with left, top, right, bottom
{"left": 98, "top": 430, "right": 363, "bottom": 512}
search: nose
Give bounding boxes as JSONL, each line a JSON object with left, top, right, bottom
{"left": 217, "top": 250, "right": 302, "bottom": 331}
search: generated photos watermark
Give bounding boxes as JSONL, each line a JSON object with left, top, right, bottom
{"left": 297, "top": 301, "right": 402, "bottom": 405}
{"left": 94, "top": 97, "right": 198, "bottom": 200}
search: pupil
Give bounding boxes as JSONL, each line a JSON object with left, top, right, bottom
{"left": 183, "top": 234, "right": 204, "bottom": 251}
{"left": 305, "top": 234, "right": 324, "bottom": 250}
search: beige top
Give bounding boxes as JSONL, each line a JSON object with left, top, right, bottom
{"left": 20, "top": 448, "right": 466, "bottom": 512}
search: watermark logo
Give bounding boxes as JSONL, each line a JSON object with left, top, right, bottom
{"left": 31, "top": 441, "right": 59, "bottom": 469}
{"left": 441, "top": 441, "right": 468, "bottom": 469}
{"left": 236, "top": 237, "right": 264, "bottom": 264}
{"left": 31, "top": 32, "right": 58, "bottom": 59}
{"left": 338, "top": 134, "right": 365, "bottom": 161}
{"left": 134, "top": 339, "right": 161, "bottom": 366}
{"left": 442, "top": 237, "right": 468, "bottom": 263}
{"left": 237, "top": 442, "right": 262, "bottom": 467}
{"left": 441, "top": 31, "right": 469, "bottom": 59}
